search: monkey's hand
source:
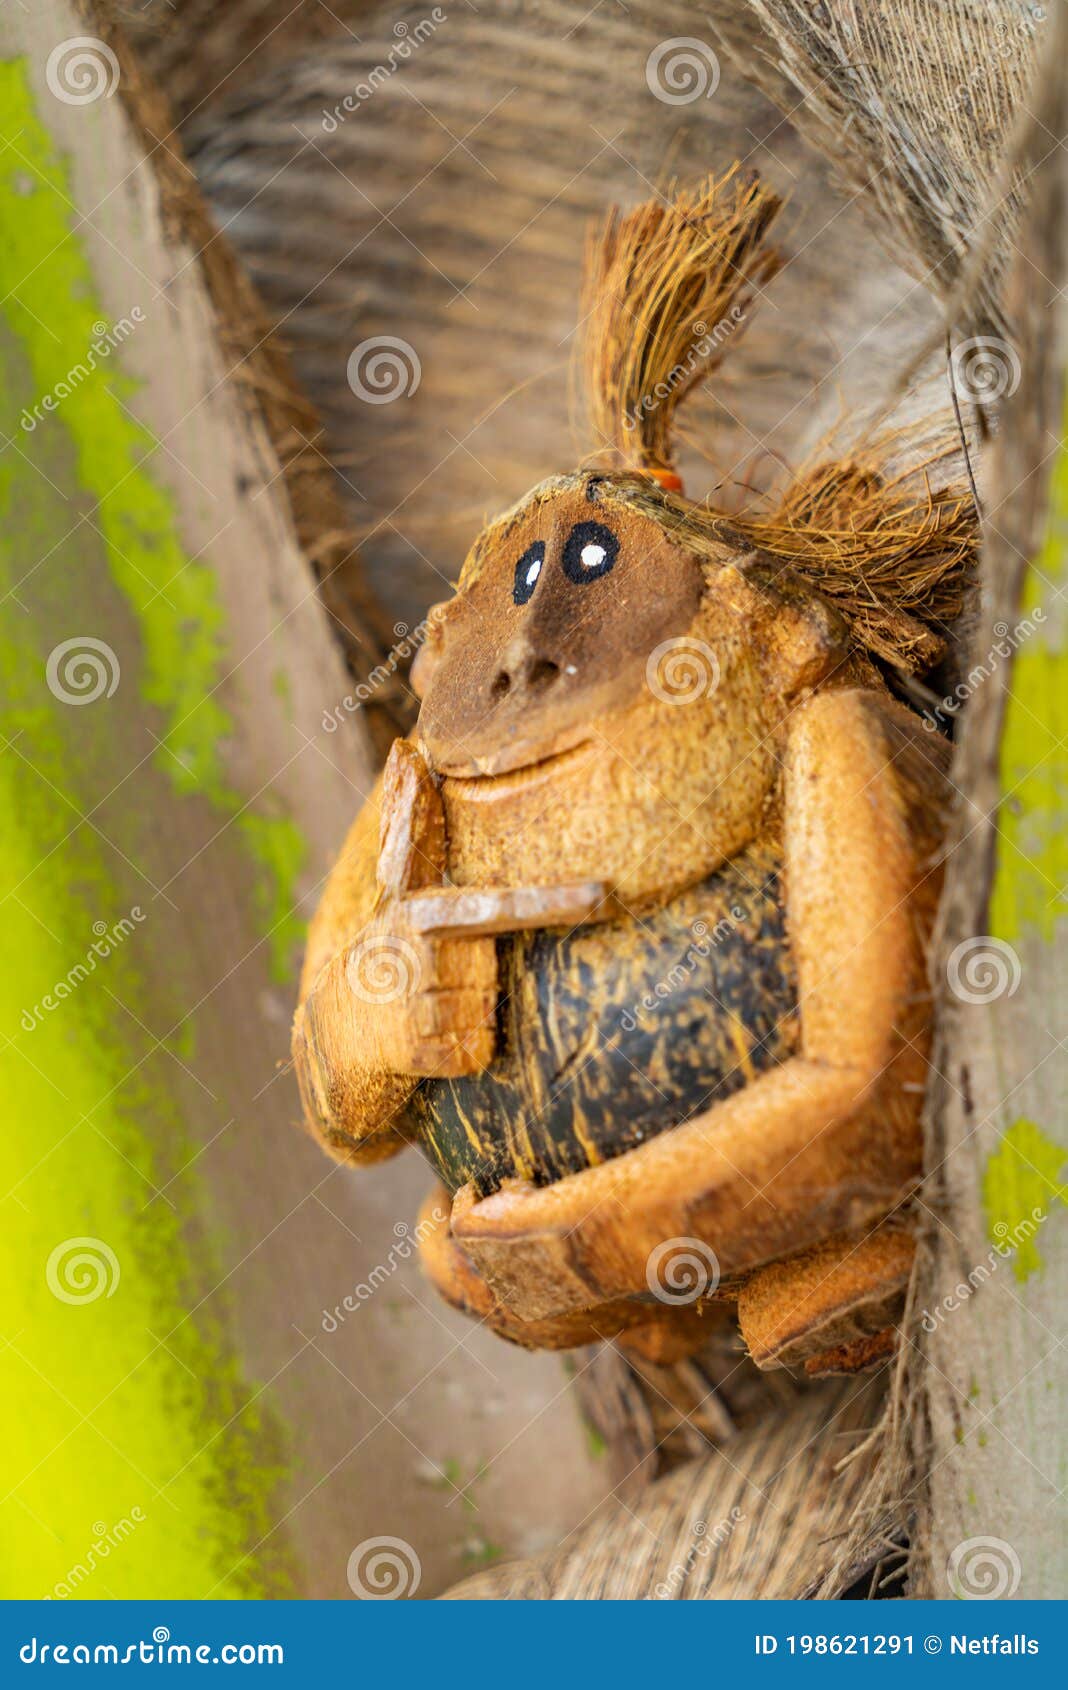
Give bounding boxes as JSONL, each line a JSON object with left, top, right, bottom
{"left": 293, "top": 738, "right": 610, "bottom": 1163}
{"left": 292, "top": 741, "right": 499, "bottom": 1164}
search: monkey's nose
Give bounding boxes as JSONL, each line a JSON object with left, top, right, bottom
{"left": 491, "top": 646, "right": 561, "bottom": 700}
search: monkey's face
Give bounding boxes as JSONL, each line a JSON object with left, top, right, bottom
{"left": 414, "top": 478, "right": 823, "bottom": 901}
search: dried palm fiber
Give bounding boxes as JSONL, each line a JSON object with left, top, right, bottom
{"left": 444, "top": 1375, "right": 895, "bottom": 1599}
{"left": 92, "top": 0, "right": 406, "bottom": 748}
{"left": 712, "top": 1, "right": 1046, "bottom": 344}
{"left": 579, "top": 170, "right": 783, "bottom": 477}
{"left": 125, "top": 0, "right": 947, "bottom": 643}
{"left": 576, "top": 180, "right": 977, "bottom": 674}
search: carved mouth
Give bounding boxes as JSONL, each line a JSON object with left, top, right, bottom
{"left": 428, "top": 732, "right": 596, "bottom": 790}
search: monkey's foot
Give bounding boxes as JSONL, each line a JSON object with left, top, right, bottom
{"left": 736, "top": 1225, "right": 913, "bottom": 1376}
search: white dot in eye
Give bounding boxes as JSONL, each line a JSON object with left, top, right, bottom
{"left": 525, "top": 557, "right": 542, "bottom": 586}
{"left": 580, "top": 543, "right": 606, "bottom": 570}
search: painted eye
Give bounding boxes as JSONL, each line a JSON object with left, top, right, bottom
{"left": 562, "top": 520, "right": 619, "bottom": 583}
{"left": 513, "top": 541, "right": 545, "bottom": 606}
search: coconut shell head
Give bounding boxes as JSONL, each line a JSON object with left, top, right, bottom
{"left": 416, "top": 475, "right": 706, "bottom": 777}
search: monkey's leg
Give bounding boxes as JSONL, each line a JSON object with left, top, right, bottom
{"left": 416, "top": 1187, "right": 722, "bottom": 1356}
{"left": 736, "top": 1223, "right": 915, "bottom": 1375}
{"left": 449, "top": 689, "right": 945, "bottom": 1321}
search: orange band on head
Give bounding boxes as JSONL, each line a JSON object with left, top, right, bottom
{"left": 642, "top": 468, "right": 684, "bottom": 493}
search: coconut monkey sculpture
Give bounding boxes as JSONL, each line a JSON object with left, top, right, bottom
{"left": 294, "top": 171, "right": 974, "bottom": 1376}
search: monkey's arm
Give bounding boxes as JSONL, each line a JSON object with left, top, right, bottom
{"left": 448, "top": 688, "right": 944, "bottom": 1322}
{"left": 293, "top": 742, "right": 498, "bottom": 1165}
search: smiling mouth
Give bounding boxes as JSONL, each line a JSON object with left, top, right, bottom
{"left": 425, "top": 731, "right": 596, "bottom": 789}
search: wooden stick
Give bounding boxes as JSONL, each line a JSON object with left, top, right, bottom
{"left": 401, "top": 881, "right": 616, "bottom": 937}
